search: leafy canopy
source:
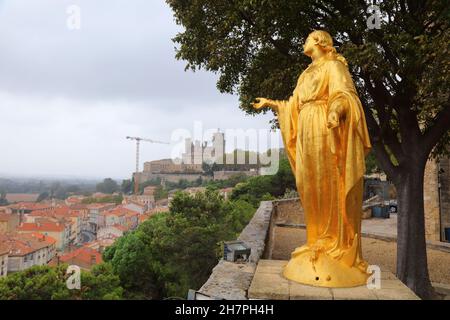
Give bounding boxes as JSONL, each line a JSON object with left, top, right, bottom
{"left": 167, "top": 0, "right": 449, "bottom": 180}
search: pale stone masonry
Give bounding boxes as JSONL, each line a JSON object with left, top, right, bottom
{"left": 424, "top": 156, "right": 450, "bottom": 242}
{"left": 198, "top": 198, "right": 448, "bottom": 300}
{"left": 198, "top": 201, "right": 273, "bottom": 300}
{"left": 248, "top": 260, "right": 420, "bottom": 300}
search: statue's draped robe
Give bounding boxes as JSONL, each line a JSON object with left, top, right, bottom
{"left": 275, "top": 57, "right": 372, "bottom": 274}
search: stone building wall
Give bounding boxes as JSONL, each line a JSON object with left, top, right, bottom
{"left": 438, "top": 157, "right": 450, "bottom": 241}
{"left": 136, "top": 172, "right": 210, "bottom": 184}
{"left": 424, "top": 159, "right": 442, "bottom": 241}
{"left": 424, "top": 156, "right": 450, "bottom": 242}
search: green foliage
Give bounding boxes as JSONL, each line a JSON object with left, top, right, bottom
{"left": 139, "top": 178, "right": 162, "bottom": 192}
{"left": 0, "top": 264, "right": 123, "bottom": 300}
{"left": 103, "top": 190, "right": 256, "bottom": 299}
{"left": 153, "top": 186, "right": 169, "bottom": 201}
{"left": 0, "top": 190, "right": 7, "bottom": 206}
{"left": 230, "top": 155, "right": 295, "bottom": 206}
{"left": 282, "top": 188, "right": 299, "bottom": 199}
{"left": 203, "top": 173, "right": 249, "bottom": 190}
{"left": 37, "top": 191, "right": 49, "bottom": 202}
{"left": 96, "top": 178, "right": 119, "bottom": 194}
{"left": 166, "top": 0, "right": 450, "bottom": 175}
{"left": 165, "top": 178, "right": 200, "bottom": 191}
{"left": 82, "top": 194, "right": 123, "bottom": 205}
{"left": 0, "top": 265, "right": 71, "bottom": 300}
{"left": 365, "top": 151, "right": 380, "bottom": 174}
{"left": 121, "top": 179, "right": 133, "bottom": 194}
{"left": 77, "top": 263, "right": 123, "bottom": 300}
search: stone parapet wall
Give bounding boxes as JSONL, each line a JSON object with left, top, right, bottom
{"left": 198, "top": 201, "right": 273, "bottom": 299}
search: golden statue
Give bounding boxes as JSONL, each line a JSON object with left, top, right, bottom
{"left": 252, "top": 30, "right": 372, "bottom": 288}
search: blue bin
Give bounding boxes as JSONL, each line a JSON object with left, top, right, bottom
{"left": 445, "top": 228, "right": 450, "bottom": 242}
{"left": 372, "top": 206, "right": 390, "bottom": 219}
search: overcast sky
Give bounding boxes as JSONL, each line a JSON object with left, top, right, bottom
{"left": 0, "top": 0, "right": 276, "bottom": 180}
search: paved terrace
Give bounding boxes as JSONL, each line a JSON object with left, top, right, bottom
{"left": 198, "top": 199, "right": 450, "bottom": 300}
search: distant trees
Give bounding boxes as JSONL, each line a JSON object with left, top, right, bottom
{"left": 230, "top": 155, "right": 296, "bottom": 207}
{"left": 0, "top": 178, "right": 97, "bottom": 199}
{"left": 121, "top": 179, "right": 133, "bottom": 194}
{"left": 82, "top": 194, "right": 123, "bottom": 205}
{"left": 153, "top": 186, "right": 168, "bottom": 201}
{"left": 138, "top": 178, "right": 162, "bottom": 194}
{"left": 0, "top": 190, "right": 7, "bottom": 206}
{"left": 96, "top": 178, "right": 119, "bottom": 194}
{"left": 36, "top": 192, "right": 49, "bottom": 202}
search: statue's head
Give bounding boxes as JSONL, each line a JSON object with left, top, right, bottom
{"left": 303, "top": 30, "right": 334, "bottom": 57}
{"left": 303, "top": 30, "right": 348, "bottom": 66}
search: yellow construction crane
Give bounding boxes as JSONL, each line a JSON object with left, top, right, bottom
{"left": 126, "top": 136, "right": 170, "bottom": 195}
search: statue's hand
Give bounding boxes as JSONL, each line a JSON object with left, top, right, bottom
{"left": 327, "top": 101, "right": 347, "bottom": 129}
{"left": 252, "top": 97, "right": 273, "bottom": 110}
{"left": 327, "top": 111, "right": 340, "bottom": 129}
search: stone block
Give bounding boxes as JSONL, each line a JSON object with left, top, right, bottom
{"left": 248, "top": 270, "right": 289, "bottom": 300}
{"left": 248, "top": 260, "right": 420, "bottom": 300}
{"left": 289, "top": 281, "right": 333, "bottom": 300}
{"left": 256, "top": 260, "right": 288, "bottom": 274}
{"left": 332, "top": 286, "right": 377, "bottom": 300}
{"left": 373, "top": 288, "right": 420, "bottom": 300}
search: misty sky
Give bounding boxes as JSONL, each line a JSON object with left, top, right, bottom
{"left": 0, "top": 0, "right": 277, "bottom": 180}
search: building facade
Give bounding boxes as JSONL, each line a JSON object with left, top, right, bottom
{"left": 424, "top": 156, "right": 450, "bottom": 242}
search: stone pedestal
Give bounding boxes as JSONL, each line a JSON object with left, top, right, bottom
{"left": 248, "top": 260, "right": 420, "bottom": 300}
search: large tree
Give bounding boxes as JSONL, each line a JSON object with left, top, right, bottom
{"left": 166, "top": 0, "right": 450, "bottom": 298}
{"left": 103, "top": 190, "right": 256, "bottom": 298}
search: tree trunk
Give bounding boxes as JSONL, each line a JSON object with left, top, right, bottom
{"left": 395, "top": 160, "right": 435, "bottom": 299}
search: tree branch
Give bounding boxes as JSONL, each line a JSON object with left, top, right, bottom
{"left": 364, "top": 109, "right": 400, "bottom": 181}
{"left": 422, "top": 104, "right": 450, "bottom": 156}
{"left": 359, "top": 71, "right": 405, "bottom": 164}
{"left": 235, "top": 7, "right": 292, "bottom": 59}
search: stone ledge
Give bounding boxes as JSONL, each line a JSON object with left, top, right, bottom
{"left": 248, "top": 260, "right": 420, "bottom": 300}
{"left": 274, "top": 222, "right": 450, "bottom": 253}
{"left": 197, "top": 202, "right": 273, "bottom": 299}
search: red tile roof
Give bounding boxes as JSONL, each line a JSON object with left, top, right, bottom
{"left": 18, "top": 222, "right": 65, "bottom": 232}
{"left": 24, "top": 232, "right": 57, "bottom": 246}
{"left": 8, "top": 202, "right": 52, "bottom": 211}
{"left": 59, "top": 247, "right": 102, "bottom": 266}
{"left": 69, "top": 204, "right": 89, "bottom": 210}
{"left": 0, "top": 233, "right": 55, "bottom": 256}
